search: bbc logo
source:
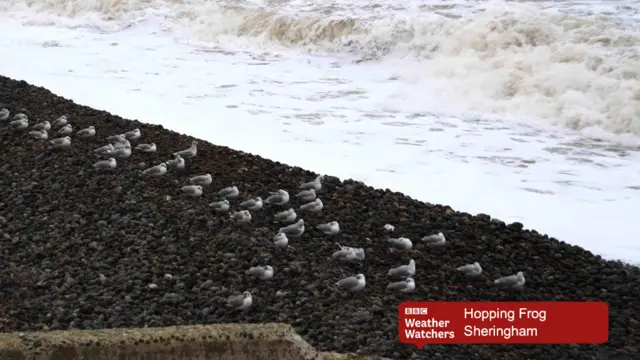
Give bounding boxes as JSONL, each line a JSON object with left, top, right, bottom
{"left": 405, "top": 307, "right": 428, "bottom": 315}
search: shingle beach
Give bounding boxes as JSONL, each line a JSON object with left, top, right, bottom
{"left": 0, "top": 75, "right": 638, "bottom": 359}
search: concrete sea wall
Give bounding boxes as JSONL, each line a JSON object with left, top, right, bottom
{"left": 0, "top": 324, "right": 371, "bottom": 360}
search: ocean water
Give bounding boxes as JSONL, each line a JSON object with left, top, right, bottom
{"left": 0, "top": 0, "right": 639, "bottom": 264}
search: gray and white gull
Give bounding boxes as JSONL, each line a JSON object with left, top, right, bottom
{"left": 32, "top": 121, "right": 51, "bottom": 131}
{"left": 0, "top": 108, "right": 9, "bottom": 121}
{"left": 278, "top": 219, "right": 304, "bottom": 237}
{"left": 51, "top": 115, "right": 67, "bottom": 128}
{"left": 388, "top": 237, "right": 412, "bottom": 251}
{"left": 300, "top": 175, "right": 324, "bottom": 191}
{"left": 10, "top": 119, "right": 28, "bottom": 130}
{"left": 423, "top": 232, "right": 446, "bottom": 247}
{"left": 300, "top": 198, "right": 323, "bottom": 212}
{"left": 209, "top": 200, "right": 230, "bottom": 213}
{"left": 112, "top": 145, "right": 132, "bottom": 159}
{"left": 332, "top": 244, "right": 365, "bottom": 262}
{"left": 246, "top": 265, "right": 274, "bottom": 281}
{"left": 265, "top": 189, "right": 289, "bottom": 205}
{"left": 457, "top": 262, "right": 482, "bottom": 278}
{"left": 93, "top": 158, "right": 116, "bottom": 170}
{"left": 142, "top": 163, "right": 167, "bottom": 177}
{"left": 77, "top": 126, "right": 96, "bottom": 138}
{"left": 181, "top": 185, "right": 203, "bottom": 198}
{"left": 273, "top": 232, "right": 289, "bottom": 249}
{"left": 388, "top": 259, "right": 416, "bottom": 279}
{"left": 274, "top": 208, "right": 297, "bottom": 224}
{"left": 387, "top": 278, "right": 415, "bottom": 293}
{"left": 93, "top": 144, "right": 114, "bottom": 155}
{"left": 336, "top": 274, "right": 366, "bottom": 292}
{"left": 230, "top": 210, "right": 252, "bottom": 225}
{"left": 57, "top": 124, "right": 73, "bottom": 136}
{"left": 135, "top": 143, "right": 156, "bottom": 152}
{"left": 316, "top": 221, "right": 339, "bottom": 235}
{"left": 166, "top": 155, "right": 185, "bottom": 171}
{"left": 29, "top": 130, "right": 48, "bottom": 140}
{"left": 218, "top": 185, "right": 239, "bottom": 199}
{"left": 227, "top": 291, "right": 252, "bottom": 310}
{"left": 124, "top": 128, "right": 141, "bottom": 140}
{"left": 190, "top": 174, "right": 212, "bottom": 186}
{"left": 240, "top": 197, "right": 263, "bottom": 211}
{"left": 295, "top": 189, "right": 316, "bottom": 203}
{"left": 173, "top": 140, "right": 197, "bottom": 158}
{"left": 49, "top": 136, "right": 71, "bottom": 149}
{"left": 494, "top": 272, "right": 525, "bottom": 289}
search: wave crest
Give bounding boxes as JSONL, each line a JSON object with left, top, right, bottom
{"left": 2, "top": 1, "right": 639, "bottom": 136}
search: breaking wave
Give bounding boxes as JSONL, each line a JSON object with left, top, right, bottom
{"left": 1, "top": 0, "right": 639, "bottom": 137}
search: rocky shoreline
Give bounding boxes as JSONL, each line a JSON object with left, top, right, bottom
{"left": 1, "top": 75, "right": 639, "bottom": 359}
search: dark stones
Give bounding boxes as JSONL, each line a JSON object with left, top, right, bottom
{"left": 1, "top": 75, "right": 640, "bottom": 359}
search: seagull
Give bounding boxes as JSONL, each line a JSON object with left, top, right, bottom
{"left": 107, "top": 134, "right": 127, "bottom": 144}
{"left": 51, "top": 115, "right": 67, "bottom": 128}
{"left": 124, "top": 128, "right": 141, "bottom": 140}
{"left": 142, "top": 163, "right": 167, "bottom": 177}
{"left": 181, "top": 185, "right": 203, "bottom": 198}
{"left": 173, "top": 140, "right": 197, "bottom": 158}
{"left": 300, "top": 175, "right": 324, "bottom": 191}
{"left": 388, "top": 237, "right": 412, "bottom": 251}
{"left": 384, "top": 224, "right": 395, "bottom": 232}
{"left": 278, "top": 219, "right": 304, "bottom": 237}
{"left": 29, "top": 130, "right": 48, "bottom": 140}
{"left": 49, "top": 136, "right": 71, "bottom": 149}
{"left": 316, "top": 221, "right": 339, "bottom": 235}
{"left": 218, "top": 185, "right": 239, "bottom": 199}
{"left": 457, "top": 262, "right": 482, "bottom": 278}
{"left": 93, "top": 144, "right": 114, "bottom": 155}
{"left": 335, "top": 274, "right": 366, "bottom": 293}
{"left": 112, "top": 145, "right": 132, "bottom": 159}
{"left": 246, "top": 265, "right": 274, "bottom": 281}
{"left": 57, "top": 124, "right": 73, "bottom": 136}
{"left": 113, "top": 139, "right": 131, "bottom": 149}
{"left": 494, "top": 272, "right": 525, "bottom": 289}
{"left": 227, "top": 291, "right": 252, "bottom": 311}
{"left": 295, "top": 189, "right": 316, "bottom": 203}
{"left": 135, "top": 143, "right": 156, "bottom": 153}
{"left": 166, "top": 155, "right": 185, "bottom": 171}
{"left": 388, "top": 259, "right": 416, "bottom": 279}
{"left": 0, "top": 108, "right": 9, "bottom": 121}
{"left": 10, "top": 119, "right": 28, "bottom": 130}
{"left": 32, "top": 121, "right": 51, "bottom": 131}
{"left": 230, "top": 210, "right": 252, "bottom": 227}
{"left": 209, "top": 200, "right": 230, "bottom": 213}
{"left": 12, "top": 113, "right": 27, "bottom": 122}
{"left": 93, "top": 158, "right": 116, "bottom": 170}
{"left": 387, "top": 278, "right": 415, "bottom": 293}
{"left": 332, "top": 244, "right": 365, "bottom": 262}
{"left": 273, "top": 232, "right": 289, "bottom": 249}
{"left": 190, "top": 174, "right": 212, "bottom": 186}
{"left": 264, "top": 189, "right": 289, "bottom": 205}
{"left": 76, "top": 126, "right": 96, "bottom": 138}
{"left": 274, "top": 208, "right": 297, "bottom": 224}
{"left": 240, "top": 197, "right": 263, "bottom": 211}
{"left": 300, "top": 198, "right": 323, "bottom": 212}
{"left": 423, "top": 232, "right": 446, "bottom": 247}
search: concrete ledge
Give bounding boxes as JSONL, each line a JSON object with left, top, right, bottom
{"left": 0, "top": 323, "right": 372, "bottom": 360}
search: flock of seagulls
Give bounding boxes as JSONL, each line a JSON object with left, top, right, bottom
{"left": 2, "top": 108, "right": 527, "bottom": 312}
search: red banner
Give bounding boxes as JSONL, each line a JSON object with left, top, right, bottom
{"left": 398, "top": 302, "right": 608, "bottom": 346}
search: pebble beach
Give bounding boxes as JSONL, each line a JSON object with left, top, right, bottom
{"left": 1, "top": 75, "right": 639, "bottom": 359}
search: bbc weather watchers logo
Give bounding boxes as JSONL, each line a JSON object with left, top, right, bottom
{"left": 405, "top": 307, "right": 428, "bottom": 315}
